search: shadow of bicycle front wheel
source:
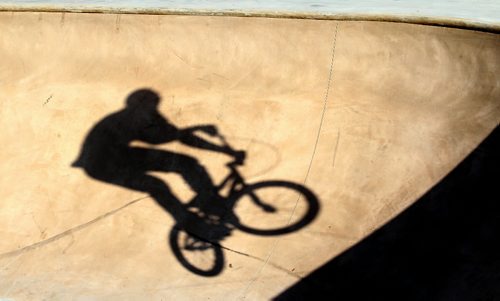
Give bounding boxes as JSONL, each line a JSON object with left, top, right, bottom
{"left": 231, "top": 180, "right": 320, "bottom": 236}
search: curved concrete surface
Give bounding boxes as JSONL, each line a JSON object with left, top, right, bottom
{"left": 0, "top": 11, "right": 499, "bottom": 300}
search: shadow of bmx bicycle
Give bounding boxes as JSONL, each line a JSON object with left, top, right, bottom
{"left": 72, "top": 88, "right": 319, "bottom": 276}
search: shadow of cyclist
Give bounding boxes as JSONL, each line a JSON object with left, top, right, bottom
{"left": 72, "top": 88, "right": 245, "bottom": 240}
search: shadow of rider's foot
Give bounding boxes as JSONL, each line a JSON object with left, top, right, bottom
{"left": 181, "top": 212, "right": 231, "bottom": 243}
{"left": 190, "top": 193, "right": 234, "bottom": 220}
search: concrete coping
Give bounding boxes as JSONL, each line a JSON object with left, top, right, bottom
{"left": 0, "top": 1, "right": 499, "bottom": 33}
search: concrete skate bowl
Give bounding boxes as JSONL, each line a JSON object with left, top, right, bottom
{"left": 0, "top": 9, "right": 499, "bottom": 300}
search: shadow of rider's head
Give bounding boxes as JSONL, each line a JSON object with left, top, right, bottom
{"left": 126, "top": 88, "right": 161, "bottom": 112}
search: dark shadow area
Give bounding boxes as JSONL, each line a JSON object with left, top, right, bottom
{"left": 72, "top": 88, "right": 319, "bottom": 276}
{"left": 275, "top": 126, "right": 499, "bottom": 300}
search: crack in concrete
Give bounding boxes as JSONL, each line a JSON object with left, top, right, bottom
{"left": 332, "top": 129, "right": 341, "bottom": 168}
{"left": 0, "top": 196, "right": 150, "bottom": 259}
{"left": 1, "top": 194, "right": 300, "bottom": 279}
{"left": 43, "top": 94, "right": 52, "bottom": 106}
{"left": 173, "top": 225, "right": 303, "bottom": 279}
{"left": 219, "top": 243, "right": 302, "bottom": 279}
{"left": 239, "top": 21, "right": 340, "bottom": 299}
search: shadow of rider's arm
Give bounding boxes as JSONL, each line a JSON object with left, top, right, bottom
{"left": 140, "top": 116, "right": 240, "bottom": 158}
{"left": 178, "top": 125, "right": 235, "bottom": 156}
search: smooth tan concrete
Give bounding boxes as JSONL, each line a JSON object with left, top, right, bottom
{"left": 0, "top": 12, "right": 498, "bottom": 300}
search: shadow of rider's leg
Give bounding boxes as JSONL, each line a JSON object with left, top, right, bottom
{"left": 134, "top": 148, "right": 218, "bottom": 202}
{"left": 99, "top": 171, "right": 188, "bottom": 221}
{"left": 105, "top": 172, "right": 220, "bottom": 236}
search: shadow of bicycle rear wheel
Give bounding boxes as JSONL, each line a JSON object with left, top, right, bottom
{"left": 169, "top": 226, "right": 224, "bottom": 277}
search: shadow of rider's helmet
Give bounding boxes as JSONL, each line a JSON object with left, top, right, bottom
{"left": 125, "top": 88, "right": 161, "bottom": 111}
